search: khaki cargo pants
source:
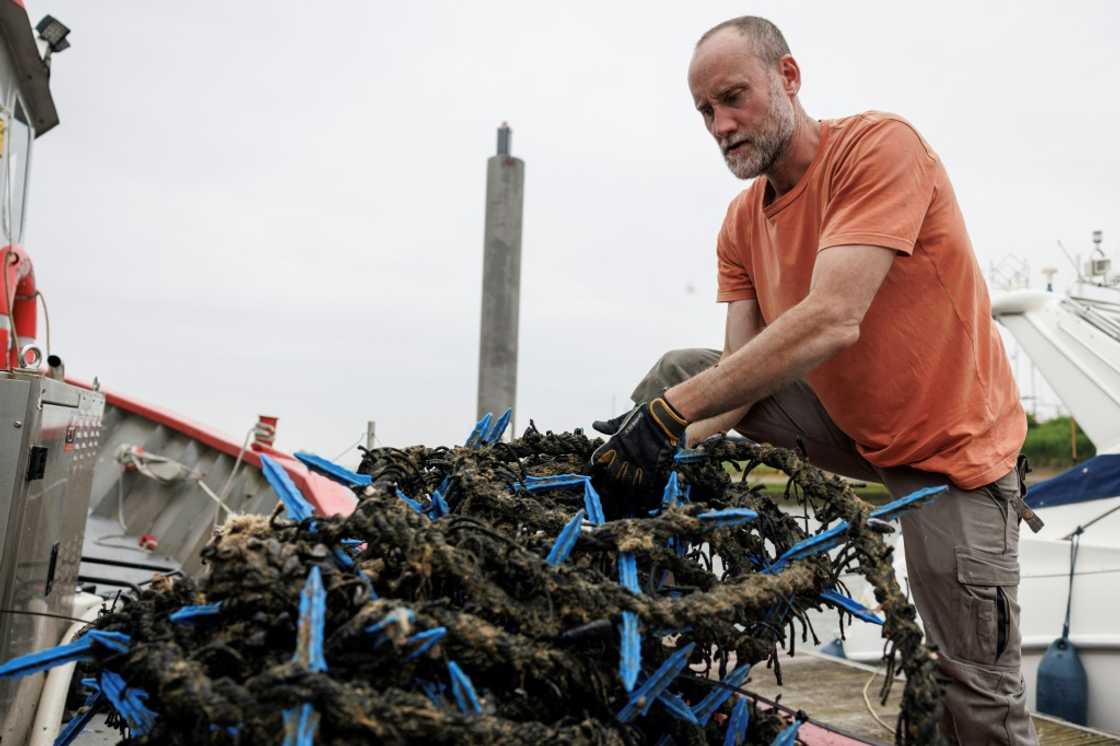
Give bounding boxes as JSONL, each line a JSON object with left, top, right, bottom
{"left": 631, "top": 349, "right": 1038, "bottom": 746}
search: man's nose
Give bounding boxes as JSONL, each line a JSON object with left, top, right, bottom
{"left": 711, "top": 107, "right": 738, "bottom": 139}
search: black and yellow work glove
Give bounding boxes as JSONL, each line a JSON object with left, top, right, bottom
{"left": 592, "top": 410, "right": 631, "bottom": 436}
{"left": 590, "top": 396, "right": 690, "bottom": 495}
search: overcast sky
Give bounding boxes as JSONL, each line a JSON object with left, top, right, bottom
{"left": 25, "top": 1, "right": 1120, "bottom": 462}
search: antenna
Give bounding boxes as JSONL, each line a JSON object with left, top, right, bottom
{"left": 496, "top": 122, "right": 511, "bottom": 156}
{"left": 1057, "top": 240, "right": 1084, "bottom": 283}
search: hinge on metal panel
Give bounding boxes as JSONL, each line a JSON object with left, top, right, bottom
{"left": 26, "top": 446, "right": 48, "bottom": 480}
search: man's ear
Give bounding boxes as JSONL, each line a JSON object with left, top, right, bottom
{"left": 778, "top": 54, "right": 801, "bottom": 97}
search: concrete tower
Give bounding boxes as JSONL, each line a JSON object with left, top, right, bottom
{"left": 476, "top": 123, "right": 525, "bottom": 433}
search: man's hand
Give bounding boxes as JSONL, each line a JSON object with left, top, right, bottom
{"left": 592, "top": 409, "right": 632, "bottom": 436}
{"left": 590, "top": 396, "right": 690, "bottom": 494}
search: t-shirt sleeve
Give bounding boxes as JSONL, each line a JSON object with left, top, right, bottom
{"left": 716, "top": 194, "right": 756, "bottom": 303}
{"left": 819, "top": 119, "right": 937, "bottom": 255}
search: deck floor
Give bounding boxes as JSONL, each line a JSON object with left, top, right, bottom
{"left": 79, "top": 515, "right": 183, "bottom": 595}
{"left": 746, "top": 652, "right": 1119, "bottom": 745}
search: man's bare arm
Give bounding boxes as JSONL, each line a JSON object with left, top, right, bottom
{"left": 685, "top": 300, "right": 763, "bottom": 444}
{"left": 669, "top": 245, "right": 896, "bottom": 422}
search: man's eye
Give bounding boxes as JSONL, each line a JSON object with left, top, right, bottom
{"left": 699, "top": 106, "right": 713, "bottom": 118}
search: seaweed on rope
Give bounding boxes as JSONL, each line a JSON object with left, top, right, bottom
{"left": 41, "top": 422, "right": 944, "bottom": 745}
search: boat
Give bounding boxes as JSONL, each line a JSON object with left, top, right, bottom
{"left": 0, "top": 7, "right": 356, "bottom": 742}
{"left": 988, "top": 264, "right": 1120, "bottom": 734}
{"left": 0, "top": 377, "right": 356, "bottom": 745}
{"left": 74, "top": 385, "right": 354, "bottom": 585}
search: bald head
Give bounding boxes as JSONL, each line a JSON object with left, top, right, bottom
{"left": 696, "top": 16, "right": 790, "bottom": 65}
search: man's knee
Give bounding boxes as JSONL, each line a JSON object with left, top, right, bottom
{"left": 651, "top": 348, "right": 720, "bottom": 384}
{"left": 937, "top": 657, "right": 1036, "bottom": 745}
{"left": 630, "top": 348, "right": 720, "bottom": 404}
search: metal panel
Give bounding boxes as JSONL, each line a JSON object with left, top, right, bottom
{"left": 0, "top": 372, "right": 103, "bottom": 745}
{"left": 0, "top": 377, "right": 30, "bottom": 565}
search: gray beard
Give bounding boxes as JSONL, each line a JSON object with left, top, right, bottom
{"left": 722, "top": 81, "right": 796, "bottom": 180}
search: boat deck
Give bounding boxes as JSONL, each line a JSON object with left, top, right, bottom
{"left": 79, "top": 515, "right": 183, "bottom": 596}
{"left": 746, "top": 651, "right": 1119, "bottom": 745}
{"left": 67, "top": 649, "right": 1118, "bottom": 744}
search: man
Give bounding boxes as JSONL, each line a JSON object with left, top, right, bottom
{"left": 591, "top": 16, "right": 1037, "bottom": 745}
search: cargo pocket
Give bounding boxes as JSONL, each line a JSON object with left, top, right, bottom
{"left": 955, "top": 546, "right": 1019, "bottom": 665}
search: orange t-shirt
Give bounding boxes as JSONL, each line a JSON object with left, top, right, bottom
{"left": 716, "top": 111, "right": 1025, "bottom": 490}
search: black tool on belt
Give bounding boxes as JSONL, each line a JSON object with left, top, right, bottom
{"left": 1014, "top": 454, "right": 1045, "bottom": 533}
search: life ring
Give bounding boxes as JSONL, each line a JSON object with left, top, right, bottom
{"left": 1, "top": 244, "right": 37, "bottom": 369}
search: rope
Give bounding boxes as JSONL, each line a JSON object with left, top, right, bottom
{"left": 332, "top": 431, "right": 369, "bottom": 461}
{"left": 34, "top": 288, "right": 49, "bottom": 358}
{"left": 1062, "top": 526, "right": 1083, "bottom": 639}
{"left": 1022, "top": 567, "right": 1120, "bottom": 579}
{"left": 212, "top": 424, "right": 257, "bottom": 530}
{"left": 117, "top": 473, "right": 128, "bottom": 532}
{"left": 862, "top": 668, "right": 896, "bottom": 736}
{"left": 679, "top": 673, "right": 875, "bottom": 743}
{"left": 1, "top": 247, "right": 15, "bottom": 367}
{"left": 216, "top": 426, "right": 254, "bottom": 501}
{"left": 1065, "top": 499, "right": 1120, "bottom": 538}
{"left": 93, "top": 534, "right": 152, "bottom": 554}
{"left": 0, "top": 608, "right": 91, "bottom": 624}
{"left": 115, "top": 447, "right": 242, "bottom": 535}
{"left": 197, "top": 480, "right": 240, "bottom": 519}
